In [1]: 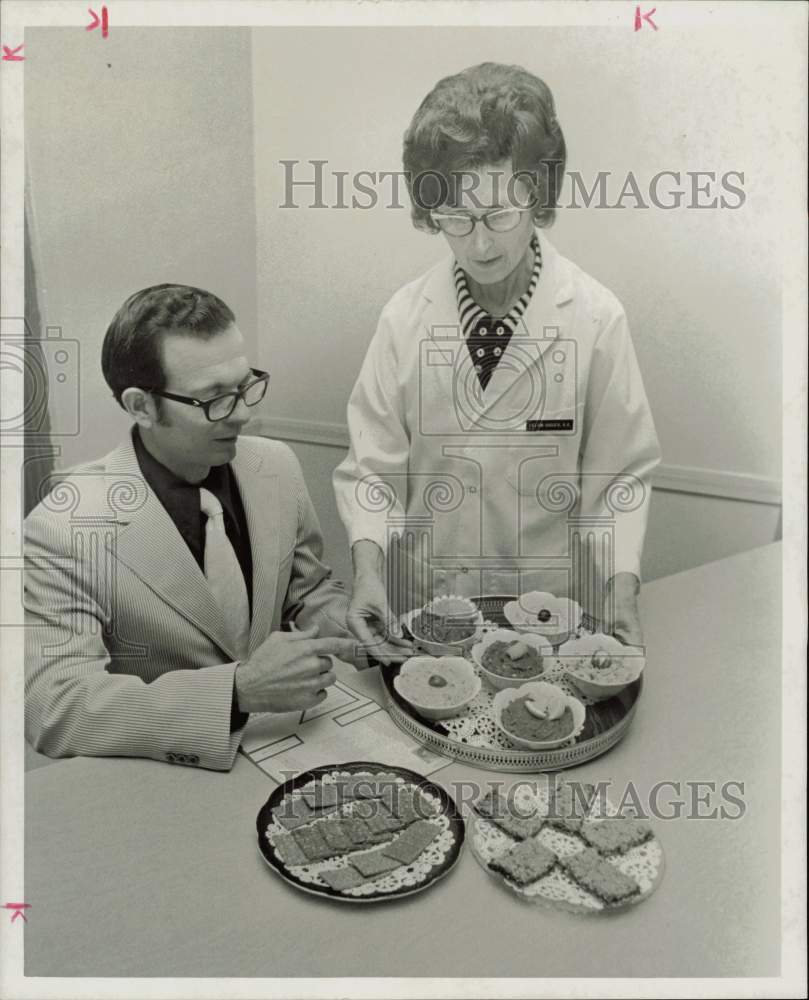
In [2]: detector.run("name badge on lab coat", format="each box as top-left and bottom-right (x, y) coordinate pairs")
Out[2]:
(526, 418), (575, 432)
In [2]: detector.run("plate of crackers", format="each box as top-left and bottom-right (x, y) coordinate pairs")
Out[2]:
(469, 779), (665, 913)
(257, 761), (465, 902)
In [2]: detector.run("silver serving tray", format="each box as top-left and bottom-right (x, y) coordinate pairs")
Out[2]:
(380, 595), (642, 773)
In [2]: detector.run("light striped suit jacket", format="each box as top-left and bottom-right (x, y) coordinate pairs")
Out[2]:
(24, 431), (350, 771)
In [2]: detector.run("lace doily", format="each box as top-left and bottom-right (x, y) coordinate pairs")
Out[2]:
(437, 623), (597, 750)
(264, 770), (457, 899)
(469, 782), (664, 913)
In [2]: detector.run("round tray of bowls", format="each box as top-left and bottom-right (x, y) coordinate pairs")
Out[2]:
(379, 595), (644, 773)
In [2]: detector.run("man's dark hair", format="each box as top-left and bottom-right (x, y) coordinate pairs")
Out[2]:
(101, 283), (236, 406)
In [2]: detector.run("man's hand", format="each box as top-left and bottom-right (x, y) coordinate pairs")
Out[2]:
(234, 627), (358, 713)
(347, 571), (413, 667)
(603, 573), (644, 648)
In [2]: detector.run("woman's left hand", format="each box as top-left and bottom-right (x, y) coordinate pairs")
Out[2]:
(603, 573), (644, 647)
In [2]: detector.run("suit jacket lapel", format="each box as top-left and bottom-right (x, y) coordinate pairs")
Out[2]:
(231, 441), (279, 652)
(104, 433), (239, 658)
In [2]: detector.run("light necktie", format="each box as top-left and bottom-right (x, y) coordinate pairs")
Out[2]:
(199, 487), (251, 660)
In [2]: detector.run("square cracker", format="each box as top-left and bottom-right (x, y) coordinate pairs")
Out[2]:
(350, 849), (403, 877)
(318, 867), (367, 891)
(545, 781), (597, 833)
(560, 847), (640, 903)
(381, 820), (441, 864)
(316, 817), (353, 852)
(390, 786), (439, 822)
(299, 783), (340, 810)
(363, 803), (405, 835)
(337, 775), (395, 799)
(272, 832), (308, 867)
(488, 839), (557, 886)
(341, 816), (374, 847)
(274, 794), (316, 830)
(474, 790), (544, 839)
(580, 818), (653, 855)
(292, 823), (334, 862)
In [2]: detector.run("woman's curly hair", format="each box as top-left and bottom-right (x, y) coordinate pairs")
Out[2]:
(403, 62), (566, 232)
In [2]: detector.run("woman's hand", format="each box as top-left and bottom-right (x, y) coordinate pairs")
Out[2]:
(347, 572), (413, 666)
(603, 572), (644, 648)
(348, 541), (413, 666)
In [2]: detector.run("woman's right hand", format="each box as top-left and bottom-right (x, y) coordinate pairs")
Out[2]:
(347, 571), (413, 666)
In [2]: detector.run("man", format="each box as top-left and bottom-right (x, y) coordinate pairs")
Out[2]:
(24, 283), (357, 771)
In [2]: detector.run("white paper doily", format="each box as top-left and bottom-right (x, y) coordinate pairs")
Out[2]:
(469, 782), (665, 913)
(438, 624), (597, 750)
(264, 770), (455, 898)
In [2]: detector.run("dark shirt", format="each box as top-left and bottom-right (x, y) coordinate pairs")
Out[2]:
(132, 428), (250, 729)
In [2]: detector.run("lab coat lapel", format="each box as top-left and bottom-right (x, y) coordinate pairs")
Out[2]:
(105, 434), (237, 657)
(476, 232), (574, 421)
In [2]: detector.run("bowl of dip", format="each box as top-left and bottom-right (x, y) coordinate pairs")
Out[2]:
(556, 633), (646, 701)
(393, 655), (482, 721)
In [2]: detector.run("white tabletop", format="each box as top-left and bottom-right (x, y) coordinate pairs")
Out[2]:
(23, 543), (782, 977)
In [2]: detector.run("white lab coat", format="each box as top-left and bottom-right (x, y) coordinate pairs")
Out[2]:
(334, 230), (661, 617)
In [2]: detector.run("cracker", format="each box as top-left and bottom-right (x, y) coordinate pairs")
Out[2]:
(271, 832), (308, 867)
(580, 818), (653, 855)
(381, 820), (441, 864)
(291, 823), (334, 862)
(474, 790), (544, 839)
(560, 847), (641, 903)
(316, 817), (353, 852)
(318, 867), (367, 891)
(391, 786), (439, 822)
(341, 815), (375, 847)
(488, 839), (557, 886)
(350, 799), (381, 820)
(299, 783), (340, 810)
(364, 807), (405, 836)
(474, 789), (506, 819)
(333, 776), (383, 800)
(274, 794), (316, 830)
(545, 781), (597, 832)
(349, 849), (403, 877)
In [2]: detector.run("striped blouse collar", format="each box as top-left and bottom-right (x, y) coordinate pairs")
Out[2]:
(453, 233), (542, 338)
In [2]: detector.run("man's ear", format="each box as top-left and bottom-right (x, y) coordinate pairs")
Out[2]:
(120, 387), (158, 428)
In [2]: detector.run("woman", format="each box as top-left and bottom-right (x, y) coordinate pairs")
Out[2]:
(333, 62), (661, 663)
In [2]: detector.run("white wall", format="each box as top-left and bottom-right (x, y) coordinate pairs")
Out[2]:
(25, 28), (260, 470)
(24, 25), (783, 583)
(251, 25), (783, 581)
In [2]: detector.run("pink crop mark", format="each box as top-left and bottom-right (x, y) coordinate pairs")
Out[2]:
(87, 7), (109, 38)
(634, 6), (658, 31)
(3, 902), (31, 923)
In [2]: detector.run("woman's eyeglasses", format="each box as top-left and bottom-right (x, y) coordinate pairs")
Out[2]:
(144, 368), (270, 422)
(430, 205), (535, 237)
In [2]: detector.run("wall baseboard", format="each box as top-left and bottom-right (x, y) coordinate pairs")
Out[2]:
(247, 415), (782, 508)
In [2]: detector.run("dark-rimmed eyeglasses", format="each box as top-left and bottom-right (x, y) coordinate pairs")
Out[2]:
(144, 368), (270, 422)
(430, 205), (535, 237)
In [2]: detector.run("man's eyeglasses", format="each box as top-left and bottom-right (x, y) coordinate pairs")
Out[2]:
(144, 368), (270, 422)
(430, 205), (534, 238)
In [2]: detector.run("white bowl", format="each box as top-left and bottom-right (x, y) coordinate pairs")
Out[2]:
(503, 591), (582, 648)
(492, 682), (586, 750)
(400, 606), (485, 657)
(470, 629), (553, 690)
(556, 633), (646, 701)
(393, 655), (482, 721)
